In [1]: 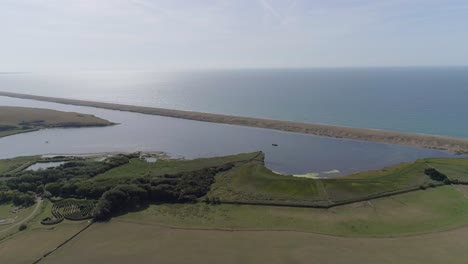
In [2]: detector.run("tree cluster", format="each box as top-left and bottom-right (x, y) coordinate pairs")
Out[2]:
(92, 163), (234, 221)
(0, 155), (131, 206)
(0, 125), (17, 131)
(1, 153), (235, 220)
(424, 168), (448, 182)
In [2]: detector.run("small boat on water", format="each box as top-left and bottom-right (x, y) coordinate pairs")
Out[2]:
(272, 143), (278, 147)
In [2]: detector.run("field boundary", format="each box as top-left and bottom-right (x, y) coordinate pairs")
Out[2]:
(31, 221), (94, 264)
(217, 184), (448, 209)
(113, 213), (468, 239)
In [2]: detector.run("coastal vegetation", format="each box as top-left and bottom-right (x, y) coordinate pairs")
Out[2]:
(2, 152), (468, 224)
(2, 152), (468, 263)
(0, 106), (114, 138)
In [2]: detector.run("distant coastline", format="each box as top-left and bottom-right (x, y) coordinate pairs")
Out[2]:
(1, 91), (468, 153)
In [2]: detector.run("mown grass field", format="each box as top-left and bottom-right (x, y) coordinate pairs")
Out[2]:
(0, 106), (113, 138)
(39, 214), (468, 264)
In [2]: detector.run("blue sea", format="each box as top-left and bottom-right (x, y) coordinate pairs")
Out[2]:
(1, 67), (468, 137)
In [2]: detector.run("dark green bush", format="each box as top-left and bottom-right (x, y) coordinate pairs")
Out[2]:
(19, 224), (27, 231)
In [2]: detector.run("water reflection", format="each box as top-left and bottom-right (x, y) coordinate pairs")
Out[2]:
(0, 96), (455, 177)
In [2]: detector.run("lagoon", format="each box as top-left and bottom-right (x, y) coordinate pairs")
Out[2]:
(0, 96), (456, 177)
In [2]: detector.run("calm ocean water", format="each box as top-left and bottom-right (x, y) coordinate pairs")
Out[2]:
(1, 67), (468, 137)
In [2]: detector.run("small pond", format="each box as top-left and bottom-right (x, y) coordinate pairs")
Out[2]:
(25, 161), (67, 171)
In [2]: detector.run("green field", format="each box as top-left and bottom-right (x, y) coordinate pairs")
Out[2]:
(118, 185), (468, 236)
(0, 156), (40, 175)
(422, 157), (468, 182)
(0, 204), (35, 232)
(40, 219), (468, 264)
(0, 221), (89, 264)
(93, 152), (259, 182)
(2, 186), (468, 264)
(54, 151), (468, 236)
(208, 153), (449, 206)
(0, 106), (114, 138)
(95, 151), (453, 208)
(2, 152), (468, 263)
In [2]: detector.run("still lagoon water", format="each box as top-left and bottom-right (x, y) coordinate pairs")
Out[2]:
(0, 96), (455, 177)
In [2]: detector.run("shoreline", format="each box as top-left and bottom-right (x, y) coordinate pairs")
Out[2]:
(0, 105), (115, 139)
(1, 91), (468, 153)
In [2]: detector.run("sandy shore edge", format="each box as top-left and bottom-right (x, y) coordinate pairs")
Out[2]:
(1, 91), (468, 153)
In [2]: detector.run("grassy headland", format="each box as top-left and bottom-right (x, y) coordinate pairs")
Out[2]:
(0, 106), (114, 138)
(1, 91), (468, 153)
(2, 152), (468, 263)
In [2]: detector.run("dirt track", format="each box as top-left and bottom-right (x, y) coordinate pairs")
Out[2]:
(0, 198), (42, 234)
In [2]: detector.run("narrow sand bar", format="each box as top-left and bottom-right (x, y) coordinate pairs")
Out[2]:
(1, 91), (468, 153)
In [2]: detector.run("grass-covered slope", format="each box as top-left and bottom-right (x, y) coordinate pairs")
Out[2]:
(3, 151), (468, 210)
(208, 152), (468, 207)
(121, 185), (468, 236)
(93, 152), (260, 183)
(0, 106), (114, 138)
(0, 156), (40, 175)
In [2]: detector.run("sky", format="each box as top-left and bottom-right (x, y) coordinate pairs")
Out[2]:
(1, 0), (468, 71)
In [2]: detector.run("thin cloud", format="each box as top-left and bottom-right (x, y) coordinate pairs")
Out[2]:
(260, 0), (282, 20)
(259, 0), (297, 25)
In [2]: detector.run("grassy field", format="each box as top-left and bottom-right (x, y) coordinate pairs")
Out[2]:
(89, 152), (468, 209)
(2, 186), (468, 264)
(0, 106), (114, 138)
(37, 214), (468, 264)
(0, 221), (89, 264)
(1, 153), (468, 263)
(0, 200), (44, 241)
(118, 185), (468, 236)
(93, 152), (260, 183)
(0, 204), (36, 231)
(0, 156), (40, 175)
(208, 153), (444, 206)
(422, 157), (468, 182)
(0, 198), (90, 264)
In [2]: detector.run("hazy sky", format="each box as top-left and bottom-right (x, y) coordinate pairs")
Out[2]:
(1, 0), (468, 71)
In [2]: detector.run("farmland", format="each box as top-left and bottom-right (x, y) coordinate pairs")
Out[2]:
(3, 185), (468, 263)
(38, 218), (468, 264)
